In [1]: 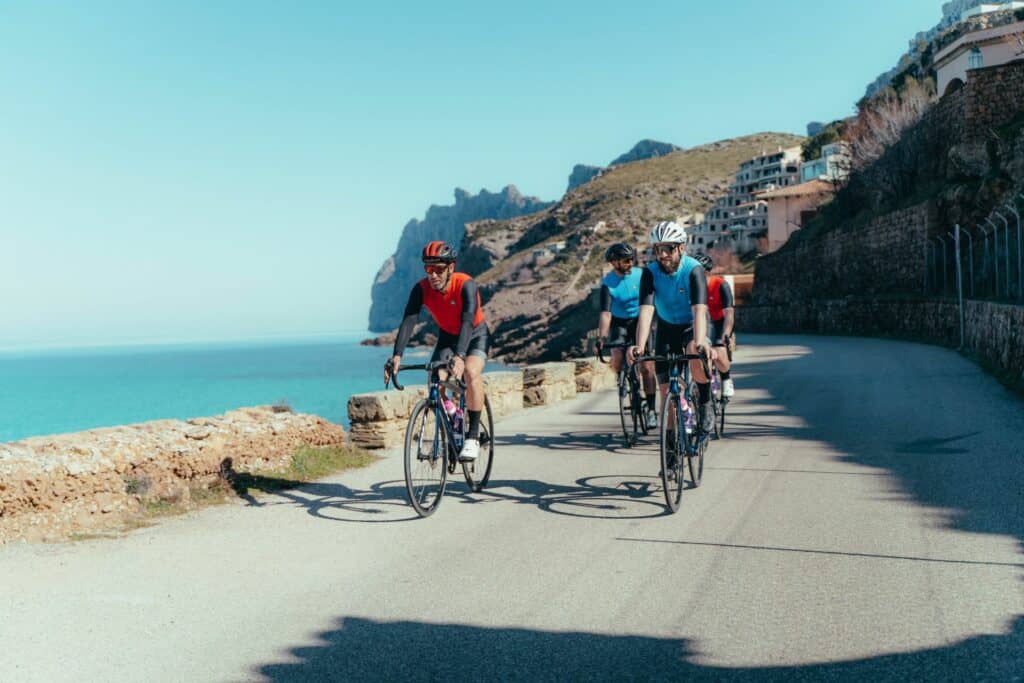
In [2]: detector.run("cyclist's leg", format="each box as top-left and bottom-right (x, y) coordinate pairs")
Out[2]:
(685, 328), (714, 433)
(463, 326), (489, 439)
(711, 319), (730, 374)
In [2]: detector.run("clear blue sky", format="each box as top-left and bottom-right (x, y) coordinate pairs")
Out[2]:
(2, 0), (942, 348)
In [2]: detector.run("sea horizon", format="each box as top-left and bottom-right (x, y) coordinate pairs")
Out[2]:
(0, 332), (453, 443)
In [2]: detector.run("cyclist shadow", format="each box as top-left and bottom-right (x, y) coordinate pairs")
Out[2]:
(223, 459), (421, 523)
(495, 431), (645, 454)
(451, 475), (693, 519)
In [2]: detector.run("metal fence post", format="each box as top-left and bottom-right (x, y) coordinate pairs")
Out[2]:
(985, 218), (1000, 298)
(953, 227), (964, 349)
(1007, 199), (1022, 302)
(994, 210), (1011, 299)
(960, 227), (974, 298)
(923, 238), (930, 294)
(941, 235), (950, 295)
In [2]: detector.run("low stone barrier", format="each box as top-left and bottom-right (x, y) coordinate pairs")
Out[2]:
(573, 358), (617, 393)
(0, 407), (346, 544)
(523, 362), (577, 406)
(347, 371), (525, 451)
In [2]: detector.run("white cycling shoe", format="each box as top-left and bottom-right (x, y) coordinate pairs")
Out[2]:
(458, 438), (480, 462)
(722, 379), (735, 398)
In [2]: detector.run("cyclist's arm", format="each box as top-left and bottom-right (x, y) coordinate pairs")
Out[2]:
(597, 285), (612, 340)
(689, 266), (709, 349)
(635, 268), (656, 353)
(721, 281), (735, 339)
(392, 286), (424, 358)
(454, 279), (481, 358)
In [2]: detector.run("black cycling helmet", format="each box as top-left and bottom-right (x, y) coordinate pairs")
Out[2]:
(696, 253), (714, 272)
(422, 240), (457, 263)
(604, 242), (636, 262)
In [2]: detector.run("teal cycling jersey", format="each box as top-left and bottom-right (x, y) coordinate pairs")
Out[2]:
(600, 268), (642, 319)
(643, 256), (703, 325)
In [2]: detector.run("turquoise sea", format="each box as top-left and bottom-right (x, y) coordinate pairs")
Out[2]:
(0, 333), (463, 443)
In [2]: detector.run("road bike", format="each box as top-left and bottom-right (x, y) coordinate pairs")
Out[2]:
(387, 360), (494, 517)
(598, 342), (650, 447)
(635, 351), (711, 513)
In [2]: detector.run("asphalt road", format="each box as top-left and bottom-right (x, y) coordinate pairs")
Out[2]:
(2, 335), (1022, 681)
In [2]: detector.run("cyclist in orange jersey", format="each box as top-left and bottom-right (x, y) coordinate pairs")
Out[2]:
(384, 241), (488, 461)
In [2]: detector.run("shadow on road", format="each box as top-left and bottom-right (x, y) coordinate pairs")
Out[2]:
(253, 614), (1024, 681)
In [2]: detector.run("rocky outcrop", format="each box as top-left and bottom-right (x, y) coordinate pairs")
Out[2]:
(609, 139), (681, 166)
(368, 186), (552, 332)
(566, 139), (682, 192)
(0, 407), (347, 543)
(567, 164), (603, 191)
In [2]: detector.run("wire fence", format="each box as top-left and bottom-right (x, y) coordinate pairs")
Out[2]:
(924, 194), (1024, 305)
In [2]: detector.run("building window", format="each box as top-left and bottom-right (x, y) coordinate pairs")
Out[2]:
(968, 47), (983, 70)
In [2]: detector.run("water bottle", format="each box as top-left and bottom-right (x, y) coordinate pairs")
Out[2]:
(452, 408), (464, 448)
(443, 398), (457, 418)
(681, 397), (695, 435)
(711, 372), (721, 397)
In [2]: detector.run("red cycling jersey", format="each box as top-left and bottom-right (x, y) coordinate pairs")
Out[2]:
(418, 272), (485, 336)
(707, 276), (726, 322)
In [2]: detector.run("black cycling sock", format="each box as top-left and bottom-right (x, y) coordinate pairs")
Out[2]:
(646, 395), (657, 412)
(466, 409), (482, 439)
(698, 381), (711, 404)
(721, 370), (731, 380)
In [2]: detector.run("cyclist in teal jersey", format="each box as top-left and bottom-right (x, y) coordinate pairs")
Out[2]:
(595, 242), (658, 428)
(628, 221), (714, 435)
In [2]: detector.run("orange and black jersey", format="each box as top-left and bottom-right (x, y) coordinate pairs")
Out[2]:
(393, 272), (485, 357)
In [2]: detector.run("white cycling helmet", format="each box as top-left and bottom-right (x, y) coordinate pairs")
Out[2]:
(649, 220), (687, 244)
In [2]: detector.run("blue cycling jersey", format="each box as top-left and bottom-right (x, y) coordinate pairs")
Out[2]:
(646, 257), (701, 325)
(601, 268), (642, 319)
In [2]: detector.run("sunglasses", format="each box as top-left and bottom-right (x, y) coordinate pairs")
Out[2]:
(653, 244), (678, 256)
(614, 257), (634, 265)
(424, 263), (449, 275)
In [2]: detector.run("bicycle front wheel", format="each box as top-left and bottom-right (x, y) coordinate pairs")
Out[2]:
(660, 393), (684, 512)
(688, 429), (706, 488)
(617, 373), (635, 447)
(462, 395), (495, 492)
(404, 399), (448, 517)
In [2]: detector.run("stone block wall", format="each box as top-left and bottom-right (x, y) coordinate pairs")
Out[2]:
(347, 359), (620, 450)
(753, 202), (934, 306)
(961, 59), (1024, 141)
(573, 358), (617, 393)
(523, 362), (578, 407)
(0, 407), (347, 544)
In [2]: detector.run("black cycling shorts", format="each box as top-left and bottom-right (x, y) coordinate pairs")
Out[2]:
(431, 324), (489, 367)
(654, 318), (695, 383)
(608, 316), (638, 347)
(711, 319), (728, 347)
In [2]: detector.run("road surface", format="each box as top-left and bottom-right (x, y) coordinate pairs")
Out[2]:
(2, 335), (1022, 681)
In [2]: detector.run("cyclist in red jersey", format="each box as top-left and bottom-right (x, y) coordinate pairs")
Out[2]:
(384, 241), (489, 461)
(696, 254), (735, 397)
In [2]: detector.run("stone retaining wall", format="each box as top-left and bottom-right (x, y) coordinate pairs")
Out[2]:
(348, 360), (616, 450)
(523, 362), (577, 407)
(0, 407), (347, 544)
(739, 298), (1024, 384)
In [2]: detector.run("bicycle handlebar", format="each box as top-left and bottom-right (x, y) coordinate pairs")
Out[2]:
(385, 360), (465, 392)
(634, 351), (711, 376)
(596, 341), (632, 364)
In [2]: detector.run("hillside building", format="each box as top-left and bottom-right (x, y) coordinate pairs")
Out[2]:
(756, 180), (835, 253)
(935, 17), (1024, 95)
(799, 142), (851, 184)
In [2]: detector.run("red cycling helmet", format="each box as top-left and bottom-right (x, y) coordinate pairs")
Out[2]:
(422, 240), (457, 263)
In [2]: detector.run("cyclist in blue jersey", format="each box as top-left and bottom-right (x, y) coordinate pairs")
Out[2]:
(595, 242), (658, 429)
(628, 221), (715, 436)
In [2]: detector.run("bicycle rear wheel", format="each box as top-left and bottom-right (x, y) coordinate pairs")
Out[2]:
(718, 398), (727, 437)
(633, 373), (649, 438)
(660, 393), (684, 512)
(462, 395), (495, 491)
(404, 399), (448, 517)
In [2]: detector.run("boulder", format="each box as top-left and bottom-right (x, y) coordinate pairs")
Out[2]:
(522, 362), (577, 406)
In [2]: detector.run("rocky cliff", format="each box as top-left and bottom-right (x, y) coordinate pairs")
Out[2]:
(368, 186), (553, 331)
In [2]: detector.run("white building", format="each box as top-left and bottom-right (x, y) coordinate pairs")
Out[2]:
(958, 2), (1024, 21)
(799, 142), (851, 184)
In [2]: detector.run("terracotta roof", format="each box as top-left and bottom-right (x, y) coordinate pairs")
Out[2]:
(756, 179), (834, 200)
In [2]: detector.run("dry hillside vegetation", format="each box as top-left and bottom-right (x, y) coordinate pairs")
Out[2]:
(463, 132), (805, 362)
